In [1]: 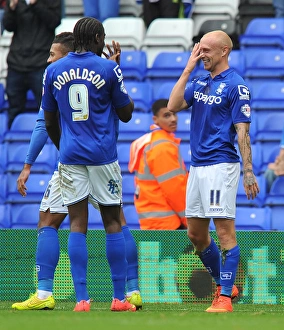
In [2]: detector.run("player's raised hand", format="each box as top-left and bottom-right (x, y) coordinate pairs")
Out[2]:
(103, 40), (121, 65)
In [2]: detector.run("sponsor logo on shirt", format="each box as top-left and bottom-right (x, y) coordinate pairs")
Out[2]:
(238, 85), (250, 100)
(241, 104), (251, 118)
(194, 91), (222, 105)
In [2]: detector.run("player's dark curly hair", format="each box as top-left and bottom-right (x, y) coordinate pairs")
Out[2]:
(73, 17), (104, 52)
(53, 32), (75, 53)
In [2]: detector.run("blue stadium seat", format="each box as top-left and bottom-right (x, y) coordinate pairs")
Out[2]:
(117, 142), (131, 173)
(145, 51), (191, 98)
(236, 174), (266, 207)
(0, 143), (7, 174)
(3, 112), (38, 142)
(154, 81), (176, 101)
(210, 206), (272, 231)
(124, 81), (153, 113)
(118, 112), (151, 142)
(123, 205), (140, 229)
(254, 112), (284, 143)
(122, 174), (135, 205)
(0, 111), (8, 143)
(239, 18), (284, 50)
(259, 142), (281, 174)
(0, 174), (7, 203)
(179, 143), (191, 169)
(175, 111), (191, 142)
(243, 49), (284, 80)
(6, 173), (49, 203)
(250, 81), (284, 111)
(0, 83), (5, 110)
(120, 50), (147, 81)
(0, 203), (11, 229)
(10, 203), (40, 229)
(264, 177), (284, 230)
(4, 142), (58, 174)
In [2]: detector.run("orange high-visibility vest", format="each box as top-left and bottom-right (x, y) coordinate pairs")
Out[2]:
(129, 127), (188, 230)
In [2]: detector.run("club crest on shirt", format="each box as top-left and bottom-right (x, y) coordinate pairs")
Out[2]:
(238, 85), (250, 100)
(113, 65), (123, 82)
(215, 82), (226, 95)
(241, 104), (251, 118)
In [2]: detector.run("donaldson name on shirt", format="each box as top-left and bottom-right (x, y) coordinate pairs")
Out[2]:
(53, 68), (105, 90)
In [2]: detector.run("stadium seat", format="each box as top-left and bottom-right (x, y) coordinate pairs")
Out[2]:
(250, 81), (284, 111)
(259, 142), (281, 174)
(119, 0), (143, 17)
(193, 0), (239, 19)
(236, 174), (266, 207)
(0, 143), (7, 174)
(4, 142), (58, 174)
(55, 17), (79, 34)
(254, 112), (284, 143)
(0, 30), (13, 83)
(10, 203), (40, 229)
(0, 174), (7, 203)
(264, 176), (284, 230)
(0, 204), (11, 229)
(123, 205), (140, 229)
(120, 50), (147, 81)
(237, 0), (275, 35)
(175, 111), (191, 142)
(124, 81), (153, 113)
(117, 142), (131, 173)
(6, 173), (49, 203)
(145, 51), (191, 97)
(0, 83), (6, 110)
(239, 18), (284, 50)
(0, 111), (8, 143)
(122, 174), (135, 205)
(210, 206), (272, 231)
(179, 143), (191, 169)
(141, 18), (194, 67)
(118, 112), (151, 142)
(3, 112), (38, 142)
(154, 81), (176, 101)
(103, 17), (146, 50)
(243, 49), (284, 81)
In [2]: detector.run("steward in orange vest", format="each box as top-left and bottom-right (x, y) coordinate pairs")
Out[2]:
(128, 99), (188, 230)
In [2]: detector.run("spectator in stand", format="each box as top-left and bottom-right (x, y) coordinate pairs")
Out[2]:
(3, 0), (61, 128)
(82, 0), (119, 22)
(273, 0), (284, 17)
(128, 98), (188, 230)
(264, 127), (284, 192)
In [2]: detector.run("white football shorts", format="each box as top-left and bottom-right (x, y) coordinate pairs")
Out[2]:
(58, 161), (122, 207)
(185, 162), (240, 219)
(40, 171), (68, 214)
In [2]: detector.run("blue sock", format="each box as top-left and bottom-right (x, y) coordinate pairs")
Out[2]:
(68, 232), (89, 302)
(121, 225), (140, 293)
(36, 227), (60, 292)
(220, 245), (240, 297)
(199, 238), (220, 285)
(106, 232), (127, 301)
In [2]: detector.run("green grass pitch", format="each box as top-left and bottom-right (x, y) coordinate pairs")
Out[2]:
(1, 302), (284, 330)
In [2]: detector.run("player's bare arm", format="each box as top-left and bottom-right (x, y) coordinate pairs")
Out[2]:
(17, 164), (32, 197)
(44, 111), (61, 150)
(235, 122), (260, 200)
(168, 43), (203, 113)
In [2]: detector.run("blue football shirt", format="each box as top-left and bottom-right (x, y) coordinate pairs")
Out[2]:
(41, 51), (131, 165)
(184, 68), (251, 166)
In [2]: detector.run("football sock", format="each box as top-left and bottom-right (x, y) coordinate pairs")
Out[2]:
(36, 227), (60, 294)
(121, 225), (140, 293)
(220, 245), (240, 297)
(68, 232), (89, 302)
(199, 237), (221, 285)
(106, 232), (127, 301)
